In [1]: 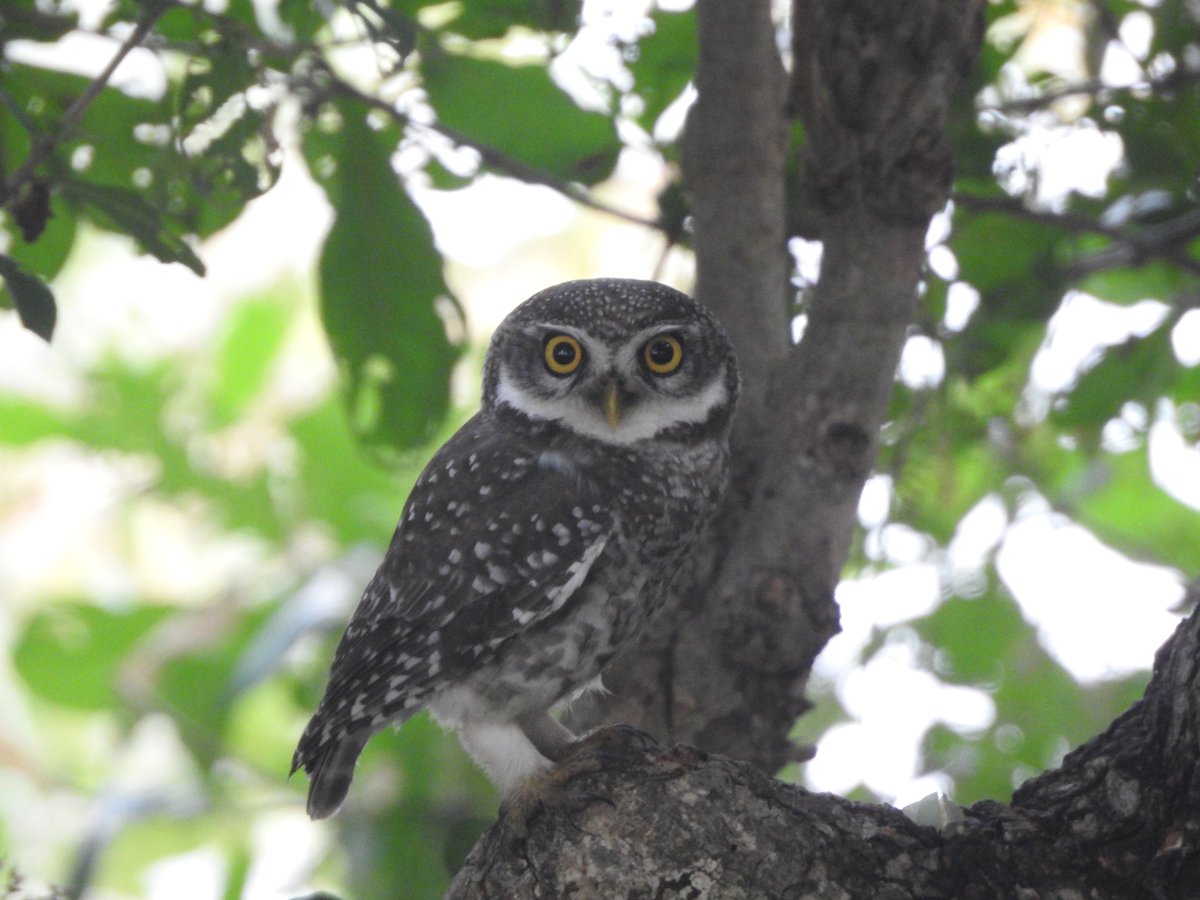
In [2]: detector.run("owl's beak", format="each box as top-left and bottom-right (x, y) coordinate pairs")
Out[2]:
(604, 382), (622, 429)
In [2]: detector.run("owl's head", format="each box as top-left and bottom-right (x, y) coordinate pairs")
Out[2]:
(481, 279), (739, 446)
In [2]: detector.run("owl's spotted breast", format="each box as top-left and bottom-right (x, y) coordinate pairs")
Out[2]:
(441, 420), (731, 715)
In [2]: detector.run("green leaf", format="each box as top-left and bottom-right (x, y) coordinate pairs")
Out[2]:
(184, 105), (282, 237)
(278, 0), (329, 42)
(952, 210), (1060, 296)
(918, 591), (1027, 686)
(222, 845), (252, 900)
(1115, 93), (1200, 191)
(207, 291), (294, 428)
(56, 359), (288, 541)
(172, 36), (282, 233)
(59, 179), (206, 275)
(0, 252), (57, 340)
(948, 103), (1007, 186)
(1167, 359), (1200, 407)
(1078, 260), (1188, 305)
(0, 396), (72, 445)
(176, 40), (258, 141)
(14, 603), (171, 710)
(290, 399), (418, 544)
(1055, 324), (1177, 432)
(3, 58), (270, 254)
(1072, 447), (1200, 572)
(154, 3), (209, 41)
(2, 63), (164, 189)
(921, 276), (949, 326)
(422, 50), (619, 186)
(154, 604), (280, 765)
(411, 0), (581, 39)
(898, 440), (1004, 544)
(351, 0), (419, 56)
(0, 5), (79, 41)
(1, 188), (79, 284)
(308, 103), (460, 456)
(886, 359), (1031, 542)
(226, 680), (305, 775)
(628, 9), (697, 131)
(915, 583), (1150, 804)
(98, 814), (243, 897)
(950, 209), (1066, 377)
(342, 718), (490, 898)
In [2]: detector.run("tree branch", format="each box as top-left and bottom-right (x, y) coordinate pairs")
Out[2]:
(979, 66), (1200, 117)
(0, 4), (170, 210)
(955, 192), (1200, 278)
(315, 71), (663, 231)
(680, 0), (793, 435)
(450, 607), (1200, 897)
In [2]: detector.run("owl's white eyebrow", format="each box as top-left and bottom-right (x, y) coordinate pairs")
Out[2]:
(636, 322), (693, 339)
(529, 322), (587, 338)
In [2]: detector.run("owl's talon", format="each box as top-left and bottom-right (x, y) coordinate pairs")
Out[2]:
(498, 724), (659, 839)
(498, 768), (596, 841)
(566, 723), (660, 764)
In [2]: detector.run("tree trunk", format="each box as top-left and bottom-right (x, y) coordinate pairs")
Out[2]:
(568, 0), (984, 772)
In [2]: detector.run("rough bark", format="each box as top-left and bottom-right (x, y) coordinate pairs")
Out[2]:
(451, 606), (1200, 897)
(568, 0), (985, 775)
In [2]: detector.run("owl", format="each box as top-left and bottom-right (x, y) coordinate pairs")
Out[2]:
(292, 278), (739, 819)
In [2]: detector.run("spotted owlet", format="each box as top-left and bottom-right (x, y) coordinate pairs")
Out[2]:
(292, 278), (739, 818)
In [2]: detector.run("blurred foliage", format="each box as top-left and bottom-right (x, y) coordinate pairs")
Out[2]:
(0, 0), (1198, 897)
(1, 279), (489, 897)
(879, 0), (1200, 807)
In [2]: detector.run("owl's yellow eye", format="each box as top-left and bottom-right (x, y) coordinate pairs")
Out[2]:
(544, 334), (583, 375)
(643, 334), (683, 375)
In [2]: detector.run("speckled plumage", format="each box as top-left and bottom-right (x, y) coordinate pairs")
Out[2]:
(292, 278), (739, 818)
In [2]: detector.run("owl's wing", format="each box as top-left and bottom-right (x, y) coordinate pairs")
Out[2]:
(295, 414), (615, 754)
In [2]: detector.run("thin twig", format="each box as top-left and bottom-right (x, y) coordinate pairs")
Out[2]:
(1064, 242), (1200, 279)
(1, 4), (171, 209)
(322, 74), (665, 231)
(954, 192), (1200, 278)
(981, 67), (1200, 116)
(954, 192), (1125, 239)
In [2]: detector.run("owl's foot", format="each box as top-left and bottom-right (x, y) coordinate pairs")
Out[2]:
(566, 722), (659, 763)
(498, 724), (659, 840)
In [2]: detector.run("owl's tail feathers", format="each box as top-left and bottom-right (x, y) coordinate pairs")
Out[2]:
(292, 731), (370, 820)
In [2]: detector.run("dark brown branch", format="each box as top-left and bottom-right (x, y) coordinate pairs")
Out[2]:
(1066, 204), (1200, 278)
(452, 607), (1200, 897)
(980, 66), (1200, 116)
